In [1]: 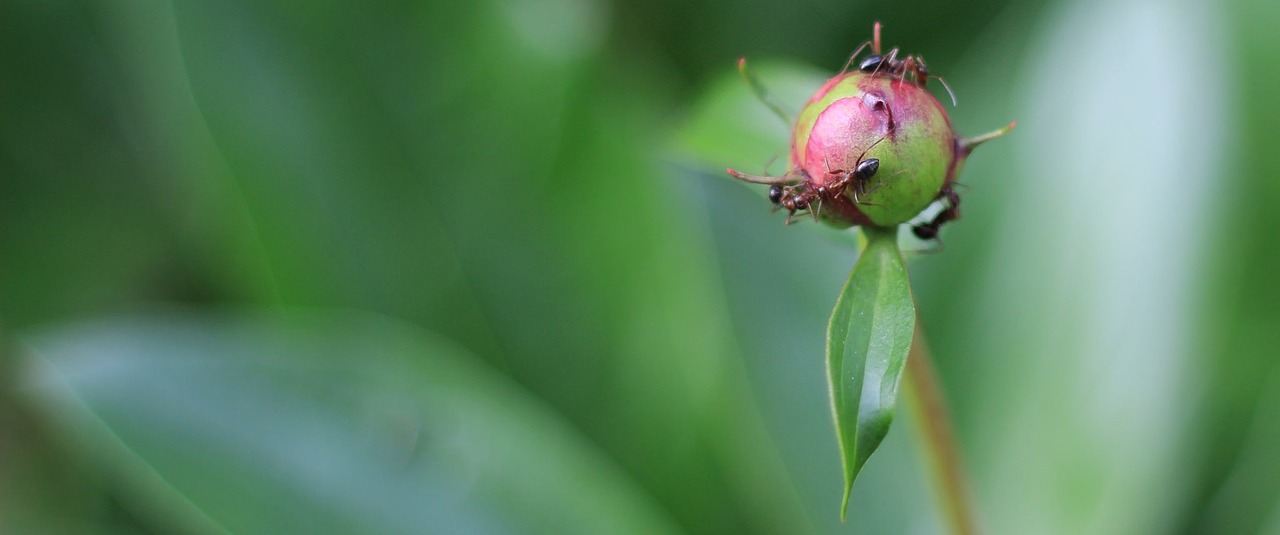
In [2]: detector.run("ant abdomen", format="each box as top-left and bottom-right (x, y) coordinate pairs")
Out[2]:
(858, 54), (885, 73)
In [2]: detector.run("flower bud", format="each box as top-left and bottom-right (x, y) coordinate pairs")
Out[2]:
(728, 39), (1013, 230)
(792, 72), (957, 227)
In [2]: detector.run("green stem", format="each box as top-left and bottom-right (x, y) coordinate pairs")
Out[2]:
(737, 57), (794, 126)
(904, 322), (981, 535)
(958, 122), (1017, 154)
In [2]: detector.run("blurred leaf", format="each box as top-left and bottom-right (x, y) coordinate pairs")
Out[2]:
(17, 310), (679, 535)
(948, 1), (1229, 533)
(672, 59), (826, 175)
(826, 228), (914, 519)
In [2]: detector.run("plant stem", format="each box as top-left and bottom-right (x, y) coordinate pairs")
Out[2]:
(904, 322), (981, 535)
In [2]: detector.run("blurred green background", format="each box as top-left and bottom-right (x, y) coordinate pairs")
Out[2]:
(3, 0), (1279, 533)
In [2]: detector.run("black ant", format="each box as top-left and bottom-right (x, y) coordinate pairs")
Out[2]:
(726, 170), (812, 224)
(821, 136), (887, 207)
(911, 184), (962, 244)
(838, 21), (884, 75)
(757, 179), (816, 225)
(839, 22), (958, 106)
(730, 136), (887, 225)
(858, 51), (958, 107)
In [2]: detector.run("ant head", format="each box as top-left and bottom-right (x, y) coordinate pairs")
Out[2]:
(855, 158), (880, 180)
(768, 185), (784, 204)
(913, 56), (930, 76)
(791, 195), (809, 210)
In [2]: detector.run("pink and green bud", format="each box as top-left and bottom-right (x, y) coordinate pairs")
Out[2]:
(791, 72), (959, 227)
(793, 71), (1013, 227)
(729, 43), (1014, 230)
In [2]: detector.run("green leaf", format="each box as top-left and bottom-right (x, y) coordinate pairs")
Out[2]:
(17, 311), (680, 535)
(827, 228), (915, 520)
(671, 59), (827, 175)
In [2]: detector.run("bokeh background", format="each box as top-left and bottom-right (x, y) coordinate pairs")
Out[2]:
(3, 0), (1279, 533)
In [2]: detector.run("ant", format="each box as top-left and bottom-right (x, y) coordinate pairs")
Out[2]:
(820, 135), (888, 207)
(839, 22), (958, 106)
(858, 51), (958, 107)
(911, 184), (962, 245)
(730, 135), (887, 225)
(748, 177), (817, 225)
(728, 160), (828, 224)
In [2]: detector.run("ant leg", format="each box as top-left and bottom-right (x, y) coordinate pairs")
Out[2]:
(880, 169), (908, 182)
(850, 134), (890, 168)
(902, 56), (918, 85)
(874, 47), (900, 77)
(853, 169), (906, 205)
(850, 184), (882, 207)
(839, 40), (872, 75)
(785, 208), (810, 226)
(824, 154), (852, 177)
(738, 57), (792, 126)
(811, 196), (823, 221)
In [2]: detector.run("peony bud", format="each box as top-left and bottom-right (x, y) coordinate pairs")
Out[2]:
(792, 72), (954, 227)
(729, 27), (1013, 230)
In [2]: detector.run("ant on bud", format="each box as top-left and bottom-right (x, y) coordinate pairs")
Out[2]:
(822, 134), (888, 207)
(730, 168), (814, 225)
(842, 22), (958, 106)
(860, 52), (957, 107)
(911, 184), (962, 245)
(730, 134), (889, 225)
(766, 183), (813, 223)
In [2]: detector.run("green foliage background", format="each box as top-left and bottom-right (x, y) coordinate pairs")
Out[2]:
(2, 0), (1278, 533)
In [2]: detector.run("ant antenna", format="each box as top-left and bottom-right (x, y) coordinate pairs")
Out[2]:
(934, 76), (959, 107)
(785, 207), (811, 226)
(858, 131), (889, 158)
(915, 56), (958, 107)
(854, 168), (907, 205)
(738, 57), (793, 126)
